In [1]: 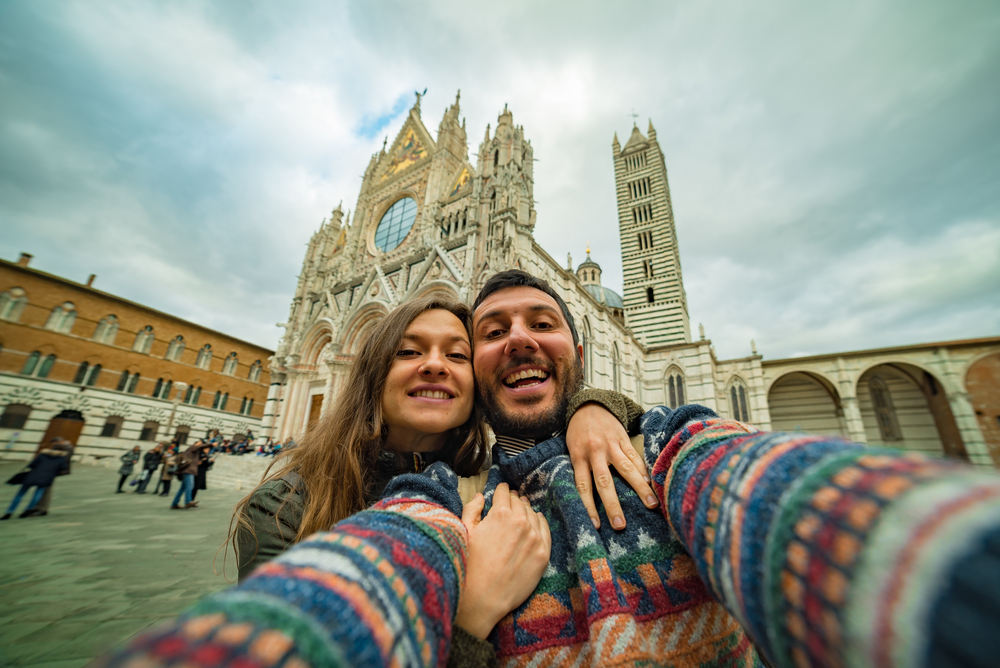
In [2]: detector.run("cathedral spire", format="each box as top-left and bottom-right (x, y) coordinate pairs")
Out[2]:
(647, 119), (657, 140)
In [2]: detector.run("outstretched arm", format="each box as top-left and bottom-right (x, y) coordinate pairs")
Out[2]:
(644, 404), (1000, 668)
(92, 464), (469, 668)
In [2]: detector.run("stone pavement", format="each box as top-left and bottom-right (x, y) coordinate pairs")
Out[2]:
(0, 460), (248, 668)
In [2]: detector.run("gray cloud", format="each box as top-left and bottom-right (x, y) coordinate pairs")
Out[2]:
(1, 0), (997, 358)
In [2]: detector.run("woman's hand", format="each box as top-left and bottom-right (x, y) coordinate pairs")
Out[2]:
(455, 484), (551, 639)
(566, 402), (658, 530)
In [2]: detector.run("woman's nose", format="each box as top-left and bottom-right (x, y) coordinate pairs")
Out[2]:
(419, 350), (448, 375)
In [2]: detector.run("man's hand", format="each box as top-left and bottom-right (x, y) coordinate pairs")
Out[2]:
(566, 402), (658, 530)
(455, 484), (551, 639)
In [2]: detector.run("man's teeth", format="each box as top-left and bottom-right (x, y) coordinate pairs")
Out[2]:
(504, 369), (550, 386)
(412, 390), (451, 399)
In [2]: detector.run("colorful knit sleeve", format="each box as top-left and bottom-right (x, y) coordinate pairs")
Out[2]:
(641, 404), (1000, 668)
(91, 462), (468, 668)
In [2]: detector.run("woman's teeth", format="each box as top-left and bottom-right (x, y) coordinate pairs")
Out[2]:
(504, 369), (550, 387)
(412, 390), (451, 399)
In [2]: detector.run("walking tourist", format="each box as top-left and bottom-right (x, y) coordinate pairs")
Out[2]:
(189, 446), (213, 501)
(3, 442), (71, 519)
(152, 445), (175, 496)
(95, 272), (1000, 668)
(170, 440), (210, 509)
(134, 444), (163, 494)
(115, 446), (140, 493)
(22, 438), (73, 518)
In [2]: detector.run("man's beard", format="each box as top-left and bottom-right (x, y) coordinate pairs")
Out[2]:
(476, 354), (585, 441)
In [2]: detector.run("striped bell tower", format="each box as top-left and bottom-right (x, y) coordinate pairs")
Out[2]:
(613, 120), (691, 347)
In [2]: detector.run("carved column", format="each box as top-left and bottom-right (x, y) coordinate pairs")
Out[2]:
(836, 358), (867, 443)
(936, 348), (993, 468)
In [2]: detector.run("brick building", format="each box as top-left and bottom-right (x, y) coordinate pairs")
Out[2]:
(0, 253), (272, 462)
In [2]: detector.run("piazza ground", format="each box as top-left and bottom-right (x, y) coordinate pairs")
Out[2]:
(0, 460), (247, 668)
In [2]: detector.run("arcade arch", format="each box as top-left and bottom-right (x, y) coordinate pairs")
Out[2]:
(767, 371), (846, 437)
(856, 363), (966, 460)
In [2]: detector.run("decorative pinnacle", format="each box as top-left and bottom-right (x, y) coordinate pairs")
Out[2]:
(586, 243), (591, 255)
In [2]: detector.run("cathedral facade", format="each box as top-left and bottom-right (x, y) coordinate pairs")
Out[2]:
(265, 93), (1000, 469)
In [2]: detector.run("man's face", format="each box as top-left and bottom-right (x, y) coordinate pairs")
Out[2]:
(473, 286), (584, 439)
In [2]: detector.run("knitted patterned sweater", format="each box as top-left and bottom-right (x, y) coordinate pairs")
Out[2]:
(94, 405), (1000, 668)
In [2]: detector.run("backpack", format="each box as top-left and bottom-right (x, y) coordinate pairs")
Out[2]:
(168, 453), (190, 476)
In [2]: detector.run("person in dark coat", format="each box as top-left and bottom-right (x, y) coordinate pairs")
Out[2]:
(135, 444), (163, 494)
(23, 438), (73, 518)
(117, 446), (141, 493)
(190, 446), (214, 501)
(3, 445), (70, 519)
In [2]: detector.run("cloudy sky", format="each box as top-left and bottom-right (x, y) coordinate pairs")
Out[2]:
(2, 1), (998, 360)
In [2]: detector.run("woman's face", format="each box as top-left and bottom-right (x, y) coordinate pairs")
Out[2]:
(381, 309), (474, 453)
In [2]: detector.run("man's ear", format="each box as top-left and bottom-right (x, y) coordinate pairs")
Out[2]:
(576, 343), (584, 368)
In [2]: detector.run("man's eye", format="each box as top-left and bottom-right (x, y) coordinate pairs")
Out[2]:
(534, 321), (553, 330)
(484, 328), (505, 339)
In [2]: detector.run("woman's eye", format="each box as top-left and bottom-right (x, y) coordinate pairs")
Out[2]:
(396, 349), (419, 357)
(447, 352), (469, 361)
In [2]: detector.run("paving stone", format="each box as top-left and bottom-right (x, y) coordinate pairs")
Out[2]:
(0, 460), (246, 667)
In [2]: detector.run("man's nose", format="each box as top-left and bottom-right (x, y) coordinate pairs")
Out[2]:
(504, 321), (538, 356)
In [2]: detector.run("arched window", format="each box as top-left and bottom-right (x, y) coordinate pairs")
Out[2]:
(666, 368), (686, 409)
(646, 287), (655, 303)
(139, 421), (159, 441)
(195, 344), (212, 369)
(222, 352), (239, 376)
(240, 396), (254, 416)
(212, 391), (222, 409)
(125, 372), (140, 394)
(494, 149), (500, 171)
(37, 354), (56, 378)
(221, 392), (229, 411)
(184, 385), (202, 405)
(730, 379), (750, 422)
(151, 378), (173, 400)
(86, 364), (101, 386)
(117, 370), (130, 391)
(0, 288), (28, 322)
(165, 336), (185, 361)
(869, 376), (902, 441)
(20, 351), (40, 376)
(248, 360), (262, 382)
(581, 318), (593, 384)
(45, 302), (76, 333)
(612, 343), (621, 393)
(100, 416), (123, 438)
(133, 326), (154, 354)
(93, 315), (119, 344)
(0, 404), (31, 429)
(74, 362), (90, 384)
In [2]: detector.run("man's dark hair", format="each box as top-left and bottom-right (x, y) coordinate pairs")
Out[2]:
(472, 270), (579, 346)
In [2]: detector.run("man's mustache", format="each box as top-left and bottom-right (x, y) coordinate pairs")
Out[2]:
(488, 355), (556, 382)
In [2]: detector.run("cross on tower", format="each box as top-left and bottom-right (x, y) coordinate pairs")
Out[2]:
(630, 109), (639, 126)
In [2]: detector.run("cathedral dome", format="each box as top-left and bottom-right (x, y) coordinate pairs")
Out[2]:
(584, 283), (624, 309)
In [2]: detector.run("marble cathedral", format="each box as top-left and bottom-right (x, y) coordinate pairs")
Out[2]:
(263, 93), (1000, 469)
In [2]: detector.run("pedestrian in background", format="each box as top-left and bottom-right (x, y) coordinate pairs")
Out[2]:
(116, 446), (140, 494)
(135, 444), (163, 494)
(170, 440), (209, 509)
(3, 443), (70, 519)
(23, 438), (73, 518)
(190, 446), (214, 502)
(153, 445), (176, 496)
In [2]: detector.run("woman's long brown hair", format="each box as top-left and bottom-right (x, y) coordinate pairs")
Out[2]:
(222, 297), (488, 578)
